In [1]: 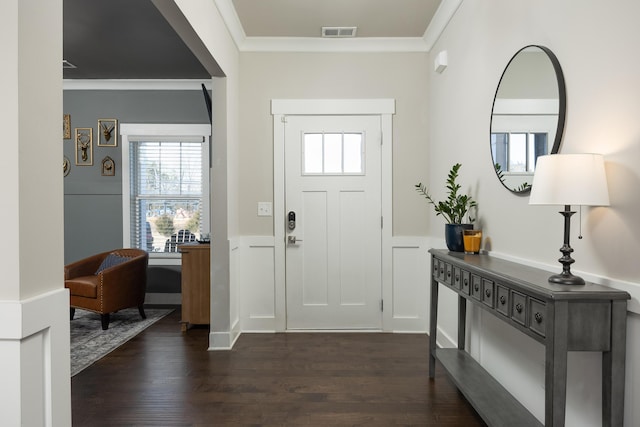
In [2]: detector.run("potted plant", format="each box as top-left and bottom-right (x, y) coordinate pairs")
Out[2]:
(415, 163), (477, 252)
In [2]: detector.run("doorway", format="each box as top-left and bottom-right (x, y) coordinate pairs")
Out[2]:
(284, 115), (382, 329)
(272, 99), (395, 331)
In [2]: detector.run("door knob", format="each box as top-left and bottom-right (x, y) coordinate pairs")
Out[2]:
(287, 235), (303, 244)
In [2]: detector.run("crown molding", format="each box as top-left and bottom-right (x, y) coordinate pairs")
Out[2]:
(63, 79), (212, 91)
(243, 37), (430, 53)
(423, 0), (463, 51)
(214, 0), (462, 53)
(213, 0), (246, 50)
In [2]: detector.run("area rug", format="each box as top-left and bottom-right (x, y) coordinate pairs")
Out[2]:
(70, 307), (173, 376)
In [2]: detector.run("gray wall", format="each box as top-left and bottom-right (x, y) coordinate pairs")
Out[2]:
(63, 89), (210, 294)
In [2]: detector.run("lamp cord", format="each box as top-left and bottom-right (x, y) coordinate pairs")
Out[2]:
(578, 205), (583, 239)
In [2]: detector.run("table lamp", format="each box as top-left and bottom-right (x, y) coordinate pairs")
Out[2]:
(529, 154), (609, 285)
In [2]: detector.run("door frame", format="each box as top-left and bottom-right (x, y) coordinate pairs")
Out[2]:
(271, 99), (395, 332)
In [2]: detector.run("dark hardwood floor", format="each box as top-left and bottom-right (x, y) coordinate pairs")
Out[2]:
(71, 309), (486, 426)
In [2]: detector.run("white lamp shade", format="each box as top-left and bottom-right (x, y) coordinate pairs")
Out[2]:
(529, 154), (610, 206)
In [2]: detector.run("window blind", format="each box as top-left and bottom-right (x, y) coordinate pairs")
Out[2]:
(129, 139), (204, 253)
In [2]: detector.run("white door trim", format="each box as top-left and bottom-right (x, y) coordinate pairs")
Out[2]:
(271, 99), (395, 332)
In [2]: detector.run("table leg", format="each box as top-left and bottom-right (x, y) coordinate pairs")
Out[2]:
(602, 300), (627, 427)
(546, 301), (568, 427)
(429, 274), (439, 378)
(458, 296), (466, 350)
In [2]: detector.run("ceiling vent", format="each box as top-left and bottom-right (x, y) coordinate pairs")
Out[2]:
(322, 27), (357, 38)
(62, 60), (77, 69)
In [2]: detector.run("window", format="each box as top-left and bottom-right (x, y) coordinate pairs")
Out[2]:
(491, 132), (548, 173)
(121, 124), (210, 262)
(303, 132), (364, 175)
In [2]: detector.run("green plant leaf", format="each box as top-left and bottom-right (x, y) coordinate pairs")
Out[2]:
(414, 163), (477, 224)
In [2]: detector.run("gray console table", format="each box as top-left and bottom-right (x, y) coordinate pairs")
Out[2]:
(429, 249), (629, 427)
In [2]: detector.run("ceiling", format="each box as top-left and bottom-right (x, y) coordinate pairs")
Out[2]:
(232, 0), (440, 38)
(63, 0), (209, 79)
(63, 0), (444, 80)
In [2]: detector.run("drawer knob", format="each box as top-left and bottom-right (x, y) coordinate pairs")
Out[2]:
(447, 270), (451, 277)
(499, 295), (506, 305)
(485, 289), (491, 297)
(464, 279), (468, 286)
(534, 312), (543, 323)
(515, 303), (523, 313)
(455, 274), (460, 282)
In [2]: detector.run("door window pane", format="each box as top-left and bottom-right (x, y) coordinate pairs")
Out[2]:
(323, 133), (342, 173)
(304, 134), (323, 173)
(343, 133), (362, 173)
(302, 132), (364, 175)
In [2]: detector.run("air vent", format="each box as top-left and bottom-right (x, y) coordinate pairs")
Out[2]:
(322, 26), (357, 38)
(62, 60), (77, 69)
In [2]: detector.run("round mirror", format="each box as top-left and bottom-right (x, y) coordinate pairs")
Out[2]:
(490, 45), (566, 194)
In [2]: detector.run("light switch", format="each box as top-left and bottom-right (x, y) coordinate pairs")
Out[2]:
(257, 202), (272, 217)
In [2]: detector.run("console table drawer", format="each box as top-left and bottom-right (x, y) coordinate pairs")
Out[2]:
(496, 284), (509, 316)
(471, 274), (482, 301)
(444, 262), (453, 285)
(435, 260), (454, 286)
(461, 270), (470, 295)
(511, 291), (527, 326)
(433, 259), (442, 281)
(482, 279), (494, 308)
(453, 266), (462, 290)
(529, 298), (546, 337)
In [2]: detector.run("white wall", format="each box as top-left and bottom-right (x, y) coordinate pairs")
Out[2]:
(429, 1), (640, 425)
(238, 52), (430, 236)
(0, 0), (71, 425)
(173, 0), (241, 348)
(1, 0), (64, 301)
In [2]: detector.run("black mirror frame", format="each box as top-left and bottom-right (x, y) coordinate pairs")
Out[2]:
(490, 45), (567, 195)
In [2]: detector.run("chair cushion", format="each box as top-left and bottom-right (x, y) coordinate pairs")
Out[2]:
(65, 275), (100, 298)
(95, 253), (130, 274)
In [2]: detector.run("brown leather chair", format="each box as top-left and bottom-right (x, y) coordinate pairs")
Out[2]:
(64, 248), (148, 330)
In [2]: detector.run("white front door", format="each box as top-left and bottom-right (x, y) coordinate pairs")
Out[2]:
(285, 115), (382, 330)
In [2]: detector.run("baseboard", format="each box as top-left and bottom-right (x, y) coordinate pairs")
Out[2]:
(436, 325), (457, 348)
(145, 292), (181, 305)
(208, 330), (241, 350)
(208, 318), (241, 350)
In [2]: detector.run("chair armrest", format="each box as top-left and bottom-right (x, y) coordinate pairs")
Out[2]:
(97, 253), (148, 311)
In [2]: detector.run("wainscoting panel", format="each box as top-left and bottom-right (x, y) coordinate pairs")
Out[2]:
(238, 236), (432, 333)
(0, 288), (71, 426)
(239, 237), (278, 332)
(209, 239), (242, 350)
(390, 237), (430, 332)
(230, 239), (241, 346)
